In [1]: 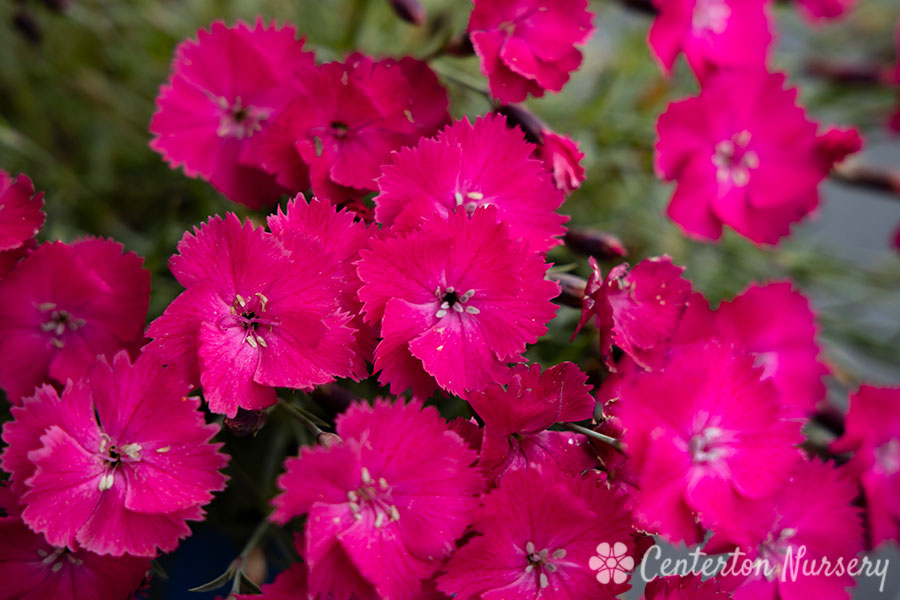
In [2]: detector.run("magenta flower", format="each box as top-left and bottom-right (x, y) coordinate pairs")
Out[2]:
(256, 55), (448, 207)
(617, 341), (803, 544)
(831, 386), (900, 548)
(0, 486), (151, 600)
(655, 70), (861, 245)
(686, 282), (829, 417)
(0, 352), (229, 556)
(271, 400), (483, 600)
(575, 256), (692, 371)
(0, 170), (44, 252)
(268, 195), (376, 378)
(357, 206), (559, 398)
(145, 213), (359, 417)
(150, 19), (314, 208)
(374, 114), (567, 253)
(438, 469), (636, 599)
(0, 239), (150, 402)
(708, 460), (863, 600)
(467, 362), (597, 482)
(649, 0), (772, 81)
(643, 575), (731, 599)
(537, 131), (586, 195)
(468, 0), (595, 104)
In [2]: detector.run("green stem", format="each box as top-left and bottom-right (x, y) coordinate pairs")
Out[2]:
(562, 422), (624, 452)
(278, 400), (324, 436)
(342, 0), (369, 50)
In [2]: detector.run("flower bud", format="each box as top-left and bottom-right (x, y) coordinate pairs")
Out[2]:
(564, 228), (627, 260)
(223, 409), (268, 437)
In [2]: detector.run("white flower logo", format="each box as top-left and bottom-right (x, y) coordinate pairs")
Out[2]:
(589, 542), (633, 584)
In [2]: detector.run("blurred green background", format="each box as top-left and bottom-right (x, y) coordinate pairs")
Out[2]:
(2, 0), (900, 597)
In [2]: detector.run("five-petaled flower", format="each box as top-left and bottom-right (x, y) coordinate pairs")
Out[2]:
(589, 542), (634, 585)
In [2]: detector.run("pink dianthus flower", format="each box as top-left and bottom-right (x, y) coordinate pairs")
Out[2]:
(0, 239), (149, 402)
(255, 55), (448, 207)
(831, 386), (900, 548)
(468, 0), (595, 104)
(617, 341), (803, 544)
(272, 399), (483, 600)
(467, 362), (597, 482)
(0, 170), (44, 252)
(357, 206), (559, 398)
(150, 19), (314, 208)
(649, 0), (772, 81)
(438, 468), (636, 599)
(574, 256), (692, 371)
(0, 352), (229, 556)
(145, 213), (360, 417)
(655, 70), (862, 245)
(375, 114), (567, 253)
(0, 485), (151, 600)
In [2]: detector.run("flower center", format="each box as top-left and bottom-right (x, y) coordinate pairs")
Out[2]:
(689, 426), (726, 463)
(38, 302), (85, 349)
(434, 286), (479, 318)
(523, 541), (567, 590)
(222, 292), (277, 350)
(712, 130), (759, 188)
(347, 467), (401, 529)
(453, 189), (485, 216)
(37, 547), (83, 573)
(693, 0), (731, 35)
(95, 433), (142, 491)
(216, 97), (270, 139)
(757, 526), (797, 580)
(330, 121), (350, 138)
(875, 439), (900, 475)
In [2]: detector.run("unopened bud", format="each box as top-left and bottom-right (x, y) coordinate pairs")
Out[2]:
(548, 272), (587, 309)
(495, 105), (545, 145)
(443, 33), (474, 57)
(223, 409), (268, 437)
(564, 228), (627, 260)
(13, 10), (41, 45)
(317, 432), (342, 448)
(389, 0), (426, 25)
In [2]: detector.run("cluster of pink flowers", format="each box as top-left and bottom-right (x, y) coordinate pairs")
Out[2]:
(0, 0), (897, 599)
(650, 0), (865, 245)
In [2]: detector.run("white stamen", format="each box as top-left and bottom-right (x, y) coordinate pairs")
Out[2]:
(256, 336), (267, 348)
(452, 303), (464, 313)
(98, 472), (115, 491)
(374, 512), (385, 529)
(246, 336), (258, 349)
(236, 294), (247, 308)
(455, 192), (464, 206)
(361, 467), (372, 484)
(51, 562), (63, 573)
(461, 289), (475, 302)
(525, 564), (534, 573)
(348, 490), (359, 502)
(120, 443), (142, 460)
(37, 302), (57, 311)
(465, 306), (480, 315)
(255, 292), (268, 310)
(435, 309), (448, 318)
(539, 573), (549, 589)
(378, 477), (389, 490)
(552, 549), (566, 559)
(156, 446), (171, 453)
(390, 505), (400, 521)
(467, 191), (484, 200)
(526, 542), (536, 554)
(546, 563), (557, 573)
